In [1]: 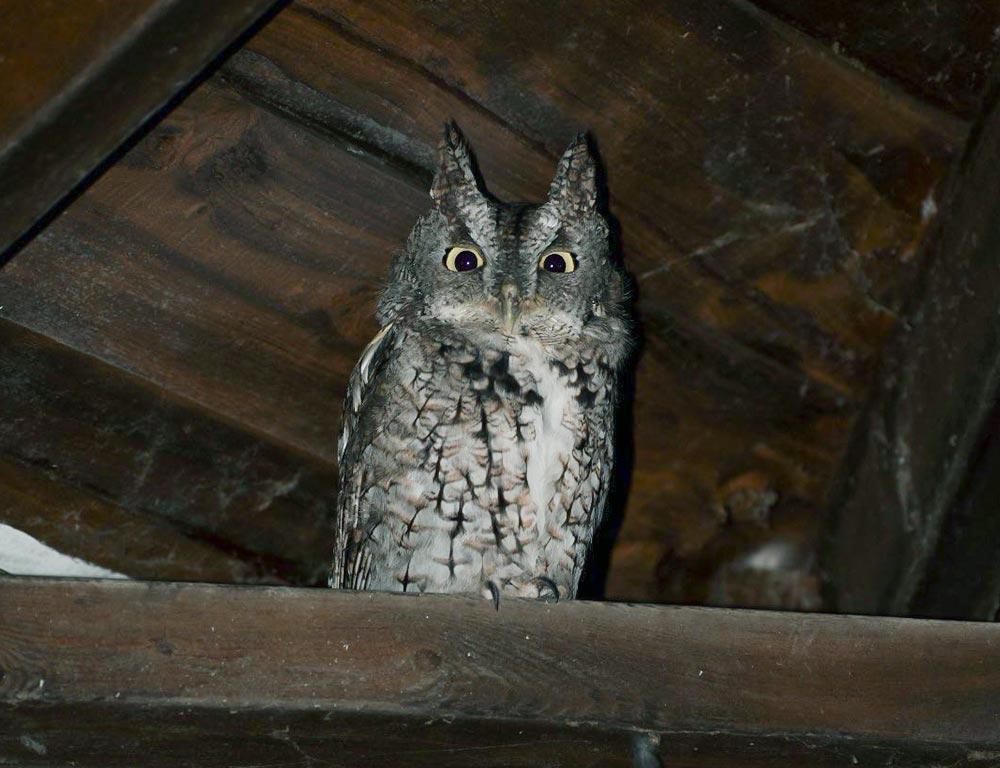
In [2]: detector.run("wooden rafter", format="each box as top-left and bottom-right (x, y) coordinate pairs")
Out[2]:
(0, 0), (283, 259)
(0, 321), (336, 585)
(824, 78), (1000, 620)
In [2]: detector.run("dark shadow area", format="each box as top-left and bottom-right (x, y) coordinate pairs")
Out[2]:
(577, 134), (642, 601)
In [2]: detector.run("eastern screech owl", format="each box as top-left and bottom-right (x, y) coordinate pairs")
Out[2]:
(331, 124), (633, 603)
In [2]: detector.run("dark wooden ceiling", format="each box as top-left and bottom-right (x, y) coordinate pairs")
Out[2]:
(2, 0), (999, 614)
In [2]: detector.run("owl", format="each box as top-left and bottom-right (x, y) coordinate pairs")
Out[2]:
(331, 123), (633, 604)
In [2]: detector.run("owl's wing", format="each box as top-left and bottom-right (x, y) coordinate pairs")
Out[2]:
(331, 322), (396, 590)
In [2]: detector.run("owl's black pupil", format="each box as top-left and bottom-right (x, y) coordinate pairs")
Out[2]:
(454, 250), (478, 271)
(543, 253), (567, 273)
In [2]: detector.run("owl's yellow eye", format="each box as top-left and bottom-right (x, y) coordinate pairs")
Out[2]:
(444, 245), (485, 272)
(538, 250), (576, 273)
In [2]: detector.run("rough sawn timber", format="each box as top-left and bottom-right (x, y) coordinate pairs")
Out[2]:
(752, 0), (1000, 119)
(824, 75), (1000, 619)
(1, 577), (999, 767)
(0, 0), (283, 258)
(0, 320), (336, 585)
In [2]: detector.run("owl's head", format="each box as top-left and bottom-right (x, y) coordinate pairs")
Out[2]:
(378, 123), (632, 365)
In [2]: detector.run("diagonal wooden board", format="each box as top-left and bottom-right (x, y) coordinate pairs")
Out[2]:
(0, 320), (337, 585)
(824, 75), (1000, 619)
(0, 0), (283, 258)
(1, 577), (999, 767)
(751, 1), (1000, 120)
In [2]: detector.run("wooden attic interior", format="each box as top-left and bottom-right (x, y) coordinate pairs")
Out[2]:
(2, 1), (1000, 765)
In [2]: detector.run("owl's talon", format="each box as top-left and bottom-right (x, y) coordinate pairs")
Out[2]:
(534, 576), (560, 603)
(487, 581), (501, 611)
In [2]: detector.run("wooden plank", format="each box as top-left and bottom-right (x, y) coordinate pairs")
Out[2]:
(751, 0), (1000, 119)
(0, 0), (282, 257)
(824, 82), (1000, 618)
(0, 578), (998, 768)
(909, 404), (1000, 621)
(0, 319), (336, 584)
(2, 706), (639, 768)
(0, 456), (262, 584)
(0, 1), (153, 142)
(0, 80), (423, 463)
(5, 707), (998, 768)
(0, 0), (971, 606)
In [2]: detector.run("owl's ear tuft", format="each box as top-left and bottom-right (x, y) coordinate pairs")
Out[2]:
(548, 133), (599, 216)
(430, 122), (482, 205)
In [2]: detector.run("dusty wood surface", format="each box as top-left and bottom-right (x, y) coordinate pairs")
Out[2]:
(1, 578), (999, 767)
(1, 1), (998, 609)
(0, 320), (335, 584)
(7, 707), (1000, 768)
(754, 1), (1000, 119)
(911, 403), (1000, 622)
(824, 78), (1000, 619)
(0, 0), (282, 256)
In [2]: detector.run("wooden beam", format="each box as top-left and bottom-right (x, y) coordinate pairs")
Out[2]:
(909, 403), (1000, 620)
(1, 578), (999, 767)
(0, 0), (282, 259)
(750, 1), (1000, 119)
(824, 79), (1000, 619)
(0, 319), (336, 584)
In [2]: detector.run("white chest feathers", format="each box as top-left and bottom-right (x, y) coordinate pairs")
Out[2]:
(517, 349), (578, 527)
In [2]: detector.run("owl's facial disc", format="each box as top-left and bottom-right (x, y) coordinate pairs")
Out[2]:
(376, 124), (630, 364)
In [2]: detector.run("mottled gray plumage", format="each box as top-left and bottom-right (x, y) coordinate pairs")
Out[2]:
(331, 124), (633, 601)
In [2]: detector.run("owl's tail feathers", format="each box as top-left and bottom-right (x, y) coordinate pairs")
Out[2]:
(329, 526), (374, 591)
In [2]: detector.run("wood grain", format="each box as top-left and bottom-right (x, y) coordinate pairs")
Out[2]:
(0, 578), (998, 768)
(0, 319), (336, 584)
(0, 0), (155, 142)
(5, 706), (999, 768)
(0, 456), (263, 584)
(0, 80), (422, 463)
(825, 80), (1000, 618)
(2, 706), (639, 768)
(751, 0), (1000, 119)
(242, 0), (964, 399)
(911, 403), (1000, 621)
(0, 0), (989, 605)
(0, 0), (281, 256)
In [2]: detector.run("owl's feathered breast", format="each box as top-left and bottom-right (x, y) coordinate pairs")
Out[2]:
(332, 322), (616, 599)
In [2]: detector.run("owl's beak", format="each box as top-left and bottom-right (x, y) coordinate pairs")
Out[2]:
(500, 282), (520, 334)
